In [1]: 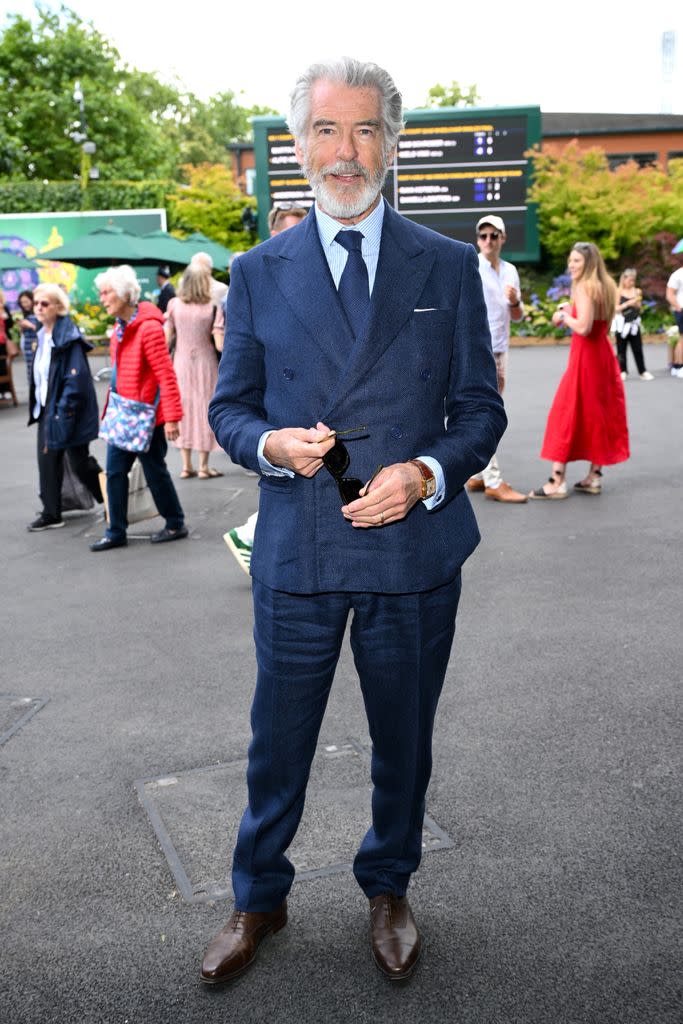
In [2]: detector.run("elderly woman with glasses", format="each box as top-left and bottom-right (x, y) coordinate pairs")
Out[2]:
(26, 283), (102, 531)
(530, 241), (629, 499)
(89, 265), (187, 551)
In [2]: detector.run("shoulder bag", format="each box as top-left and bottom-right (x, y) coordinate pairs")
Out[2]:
(99, 359), (159, 453)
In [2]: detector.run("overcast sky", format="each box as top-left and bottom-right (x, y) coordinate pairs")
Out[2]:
(6, 0), (682, 115)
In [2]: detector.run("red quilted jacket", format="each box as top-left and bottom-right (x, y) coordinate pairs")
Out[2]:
(106, 301), (182, 426)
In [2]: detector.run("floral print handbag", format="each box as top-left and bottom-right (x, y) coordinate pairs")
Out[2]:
(99, 360), (159, 453)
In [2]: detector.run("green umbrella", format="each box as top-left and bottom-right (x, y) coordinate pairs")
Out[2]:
(0, 250), (39, 271)
(42, 226), (152, 267)
(138, 230), (196, 271)
(183, 232), (233, 270)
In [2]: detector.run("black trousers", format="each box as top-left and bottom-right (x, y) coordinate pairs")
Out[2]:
(36, 414), (102, 521)
(615, 328), (646, 375)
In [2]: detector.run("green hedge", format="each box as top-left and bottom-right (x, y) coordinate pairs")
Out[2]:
(0, 179), (173, 214)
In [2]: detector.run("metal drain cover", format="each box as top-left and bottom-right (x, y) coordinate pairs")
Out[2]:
(136, 739), (453, 904)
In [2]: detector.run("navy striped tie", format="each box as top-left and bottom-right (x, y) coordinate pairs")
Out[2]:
(335, 230), (370, 339)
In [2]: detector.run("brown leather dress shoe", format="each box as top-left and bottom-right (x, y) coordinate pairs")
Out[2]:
(466, 477), (485, 492)
(369, 893), (421, 981)
(484, 481), (528, 503)
(200, 901), (287, 985)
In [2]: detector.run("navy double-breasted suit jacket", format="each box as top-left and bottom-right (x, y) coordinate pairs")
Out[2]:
(209, 202), (507, 594)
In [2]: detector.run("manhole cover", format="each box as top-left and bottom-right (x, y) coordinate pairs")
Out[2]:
(136, 739), (452, 904)
(0, 695), (49, 746)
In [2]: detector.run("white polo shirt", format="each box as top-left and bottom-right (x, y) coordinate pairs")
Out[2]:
(478, 253), (521, 354)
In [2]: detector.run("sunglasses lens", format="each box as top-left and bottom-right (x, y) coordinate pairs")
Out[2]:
(339, 477), (363, 504)
(322, 440), (350, 476)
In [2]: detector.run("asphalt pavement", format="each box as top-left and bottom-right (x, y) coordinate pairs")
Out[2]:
(2, 345), (680, 1024)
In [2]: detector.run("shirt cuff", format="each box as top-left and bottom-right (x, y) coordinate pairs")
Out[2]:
(416, 455), (444, 509)
(257, 430), (295, 477)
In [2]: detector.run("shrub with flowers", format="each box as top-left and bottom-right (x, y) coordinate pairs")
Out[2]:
(511, 273), (572, 338)
(71, 301), (111, 340)
(511, 270), (673, 339)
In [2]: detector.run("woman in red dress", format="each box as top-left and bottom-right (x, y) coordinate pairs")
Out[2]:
(530, 242), (629, 499)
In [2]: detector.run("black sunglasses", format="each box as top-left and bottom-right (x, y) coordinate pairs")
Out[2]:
(321, 425), (379, 504)
(322, 437), (365, 504)
(478, 231), (500, 241)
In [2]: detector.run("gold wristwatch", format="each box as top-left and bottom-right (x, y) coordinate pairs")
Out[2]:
(409, 459), (437, 500)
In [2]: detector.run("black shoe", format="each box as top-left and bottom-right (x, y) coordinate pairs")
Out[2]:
(90, 536), (128, 552)
(27, 514), (64, 532)
(150, 526), (188, 544)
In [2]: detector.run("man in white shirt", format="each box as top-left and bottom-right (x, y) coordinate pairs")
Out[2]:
(467, 214), (527, 503)
(665, 265), (683, 376)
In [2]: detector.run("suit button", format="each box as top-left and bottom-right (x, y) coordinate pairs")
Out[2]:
(420, 368), (432, 381)
(283, 367), (294, 380)
(390, 425), (403, 439)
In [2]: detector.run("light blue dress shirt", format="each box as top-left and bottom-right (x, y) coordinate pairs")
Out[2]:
(257, 199), (444, 508)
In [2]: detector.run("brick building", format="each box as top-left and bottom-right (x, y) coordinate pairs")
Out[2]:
(541, 112), (683, 169)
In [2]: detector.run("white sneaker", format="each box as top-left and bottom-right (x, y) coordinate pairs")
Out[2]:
(676, 368), (683, 379)
(639, 371), (654, 381)
(620, 371), (628, 380)
(671, 367), (681, 377)
(223, 529), (252, 576)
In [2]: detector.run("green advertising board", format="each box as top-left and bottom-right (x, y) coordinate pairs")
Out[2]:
(253, 105), (541, 262)
(0, 208), (165, 309)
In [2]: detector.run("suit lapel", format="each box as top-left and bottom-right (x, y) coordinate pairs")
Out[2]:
(321, 206), (437, 417)
(263, 214), (355, 377)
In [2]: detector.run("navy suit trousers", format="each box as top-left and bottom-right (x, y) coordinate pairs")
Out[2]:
(232, 572), (462, 911)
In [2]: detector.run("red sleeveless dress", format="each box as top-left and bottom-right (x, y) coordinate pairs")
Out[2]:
(540, 309), (630, 465)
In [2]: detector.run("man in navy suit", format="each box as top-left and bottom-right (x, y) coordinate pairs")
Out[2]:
(203, 57), (506, 985)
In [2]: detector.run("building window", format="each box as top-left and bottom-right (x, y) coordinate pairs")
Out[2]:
(668, 151), (683, 162)
(608, 152), (657, 170)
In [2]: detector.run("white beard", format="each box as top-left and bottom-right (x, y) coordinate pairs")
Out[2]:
(303, 157), (389, 220)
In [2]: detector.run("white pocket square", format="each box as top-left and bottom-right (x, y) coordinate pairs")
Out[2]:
(414, 307), (438, 312)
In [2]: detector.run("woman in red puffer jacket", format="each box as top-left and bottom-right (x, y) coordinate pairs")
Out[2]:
(90, 265), (188, 552)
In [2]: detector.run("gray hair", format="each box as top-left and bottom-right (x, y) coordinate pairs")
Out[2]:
(94, 265), (141, 304)
(288, 57), (403, 155)
(33, 282), (70, 315)
(190, 251), (213, 271)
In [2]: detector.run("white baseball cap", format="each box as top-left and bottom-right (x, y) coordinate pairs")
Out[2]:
(476, 214), (506, 235)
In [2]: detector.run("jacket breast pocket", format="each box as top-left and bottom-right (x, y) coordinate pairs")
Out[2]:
(410, 309), (455, 329)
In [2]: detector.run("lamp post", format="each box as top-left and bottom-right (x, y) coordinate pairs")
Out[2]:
(70, 80), (99, 191)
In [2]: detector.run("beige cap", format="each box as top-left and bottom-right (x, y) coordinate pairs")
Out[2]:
(476, 214), (506, 235)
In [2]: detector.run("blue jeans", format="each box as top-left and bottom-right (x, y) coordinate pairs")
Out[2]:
(232, 572), (462, 911)
(105, 426), (184, 541)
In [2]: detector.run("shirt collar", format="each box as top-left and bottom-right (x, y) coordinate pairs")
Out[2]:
(314, 196), (385, 251)
(115, 306), (139, 342)
(478, 252), (504, 275)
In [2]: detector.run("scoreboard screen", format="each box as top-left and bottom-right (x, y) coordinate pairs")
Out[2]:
(253, 105), (541, 262)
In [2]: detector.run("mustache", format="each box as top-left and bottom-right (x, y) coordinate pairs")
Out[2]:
(319, 160), (371, 181)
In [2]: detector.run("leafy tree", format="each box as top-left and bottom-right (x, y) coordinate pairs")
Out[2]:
(178, 92), (280, 165)
(0, 6), (180, 180)
(167, 164), (257, 250)
(0, 6), (281, 182)
(528, 143), (683, 267)
(423, 81), (480, 108)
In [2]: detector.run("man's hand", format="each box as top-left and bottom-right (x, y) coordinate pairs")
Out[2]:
(264, 421), (336, 477)
(504, 284), (519, 305)
(164, 421), (180, 442)
(342, 462), (423, 528)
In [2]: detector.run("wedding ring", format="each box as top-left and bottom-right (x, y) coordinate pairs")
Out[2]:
(380, 511), (384, 526)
